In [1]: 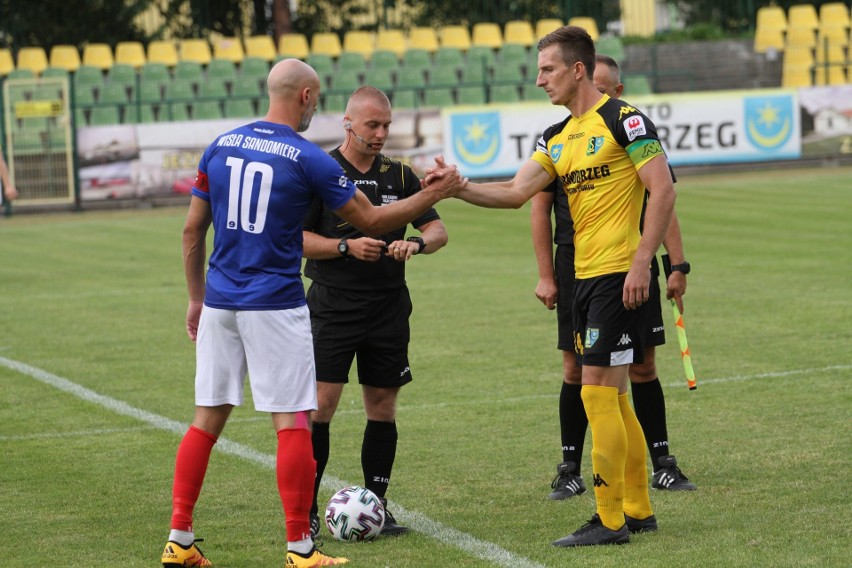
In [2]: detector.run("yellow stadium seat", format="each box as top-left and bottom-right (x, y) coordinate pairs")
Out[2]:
(813, 64), (846, 85)
(820, 2), (851, 28)
(246, 35), (277, 61)
(441, 25), (471, 51)
(408, 27), (439, 53)
(756, 5), (787, 33)
(343, 30), (375, 59)
(569, 17), (600, 40)
(786, 25), (817, 48)
(817, 25), (850, 52)
(278, 33), (309, 60)
(472, 22), (503, 49)
(115, 41), (146, 68)
(375, 29), (406, 58)
(213, 37), (244, 63)
(754, 27), (786, 53)
(784, 45), (814, 67)
(49, 45), (81, 72)
(17, 46), (49, 75)
(311, 32), (342, 58)
(0, 48), (14, 76)
(536, 18), (564, 39)
(788, 4), (819, 30)
(148, 40), (179, 66)
(504, 20), (535, 47)
(82, 43), (114, 70)
(179, 39), (212, 64)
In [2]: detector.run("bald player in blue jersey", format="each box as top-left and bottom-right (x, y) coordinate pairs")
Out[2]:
(161, 58), (466, 568)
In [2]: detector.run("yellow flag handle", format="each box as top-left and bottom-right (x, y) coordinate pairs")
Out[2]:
(671, 299), (697, 390)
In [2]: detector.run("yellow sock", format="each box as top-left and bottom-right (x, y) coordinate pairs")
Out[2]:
(581, 385), (626, 530)
(619, 393), (654, 520)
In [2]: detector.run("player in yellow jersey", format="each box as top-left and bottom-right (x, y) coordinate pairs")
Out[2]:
(444, 26), (675, 546)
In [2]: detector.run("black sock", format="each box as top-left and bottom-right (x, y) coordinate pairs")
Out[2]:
(311, 421), (330, 515)
(559, 383), (587, 471)
(631, 378), (670, 470)
(362, 420), (397, 499)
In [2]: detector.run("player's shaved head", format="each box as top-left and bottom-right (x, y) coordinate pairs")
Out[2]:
(345, 85), (391, 117)
(267, 58), (320, 99)
(264, 58), (321, 131)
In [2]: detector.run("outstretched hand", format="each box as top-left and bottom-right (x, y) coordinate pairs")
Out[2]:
(422, 155), (467, 199)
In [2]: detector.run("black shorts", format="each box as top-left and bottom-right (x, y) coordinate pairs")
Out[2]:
(554, 244), (576, 351)
(307, 283), (413, 388)
(557, 251), (666, 352)
(572, 273), (648, 367)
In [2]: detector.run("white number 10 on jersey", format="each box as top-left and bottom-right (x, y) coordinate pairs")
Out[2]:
(225, 157), (273, 234)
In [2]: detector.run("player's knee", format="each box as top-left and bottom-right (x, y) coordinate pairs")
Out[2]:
(629, 362), (657, 383)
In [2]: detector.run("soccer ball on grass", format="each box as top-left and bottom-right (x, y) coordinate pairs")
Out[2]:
(324, 485), (385, 541)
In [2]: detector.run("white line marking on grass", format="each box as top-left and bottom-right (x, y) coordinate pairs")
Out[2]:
(1, 355), (549, 568)
(660, 364), (852, 388)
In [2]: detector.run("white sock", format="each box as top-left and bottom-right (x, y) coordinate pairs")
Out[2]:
(287, 538), (313, 555)
(169, 529), (194, 547)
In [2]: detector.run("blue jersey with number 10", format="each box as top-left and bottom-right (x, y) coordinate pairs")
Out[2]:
(192, 120), (356, 310)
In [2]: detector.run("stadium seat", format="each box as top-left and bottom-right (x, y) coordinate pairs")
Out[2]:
(17, 47), (49, 76)
(49, 45), (81, 72)
(756, 5), (787, 34)
(754, 27), (786, 53)
(596, 36), (625, 61)
(784, 45), (815, 69)
(0, 48), (14, 76)
(232, 78), (263, 99)
(343, 30), (375, 59)
(395, 67), (425, 90)
(140, 62), (170, 83)
(816, 26), (849, 51)
(311, 32), (343, 59)
(167, 102), (191, 121)
(41, 67), (69, 79)
(306, 53), (335, 75)
(492, 61), (524, 84)
(467, 45), (495, 69)
(89, 105), (121, 125)
(224, 98), (256, 118)
(98, 83), (129, 105)
(623, 74), (653, 95)
(812, 62), (846, 85)
(392, 89), (418, 109)
(408, 27), (439, 53)
(201, 77), (228, 99)
(472, 22), (503, 49)
(428, 65), (458, 87)
(213, 37), (244, 63)
(148, 40), (179, 66)
(74, 65), (104, 86)
(365, 67), (394, 91)
(278, 33), (310, 60)
(245, 35), (277, 61)
(192, 100), (223, 120)
(788, 4), (819, 31)
(174, 60), (204, 81)
(138, 80), (165, 103)
(338, 51), (367, 73)
(82, 43), (114, 70)
(504, 20), (535, 47)
(329, 71), (360, 93)
(523, 82), (549, 102)
(786, 25), (817, 48)
(434, 47), (465, 68)
(460, 61), (488, 85)
(781, 63), (812, 87)
(107, 63), (137, 85)
(165, 79), (195, 102)
(115, 41), (146, 68)
(401, 48), (432, 71)
(323, 92), (347, 113)
(207, 58), (237, 80)
(240, 56), (270, 79)
(179, 39), (212, 65)
(423, 87), (454, 108)
(568, 17), (600, 40)
(820, 2), (851, 28)
(121, 103), (155, 124)
(498, 43), (528, 66)
(535, 18), (564, 39)
(441, 25), (471, 51)
(370, 50), (399, 71)
(490, 84), (520, 103)
(376, 29), (407, 58)
(457, 85), (487, 105)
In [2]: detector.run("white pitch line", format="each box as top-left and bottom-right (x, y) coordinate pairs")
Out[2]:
(0, 355), (548, 568)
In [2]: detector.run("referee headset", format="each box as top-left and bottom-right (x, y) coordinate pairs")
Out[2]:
(344, 119), (377, 149)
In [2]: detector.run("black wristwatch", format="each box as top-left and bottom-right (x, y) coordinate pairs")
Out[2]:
(406, 236), (426, 254)
(670, 261), (691, 275)
(337, 238), (349, 258)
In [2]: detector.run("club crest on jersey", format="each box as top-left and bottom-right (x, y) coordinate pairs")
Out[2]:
(586, 136), (604, 155)
(585, 328), (599, 348)
(624, 115), (646, 141)
(338, 175), (347, 187)
(550, 143), (564, 162)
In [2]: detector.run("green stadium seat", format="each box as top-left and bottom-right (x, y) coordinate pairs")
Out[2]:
(192, 100), (223, 120)
(207, 58), (237, 80)
(467, 46), (495, 68)
(7, 68), (35, 80)
(422, 87), (454, 108)
(395, 67), (425, 89)
(498, 43), (528, 65)
(74, 84), (97, 106)
(164, 79), (195, 102)
(174, 61), (203, 81)
(240, 56), (270, 78)
(140, 62), (170, 83)
(74, 107), (88, 127)
(200, 77), (228, 99)
(623, 74), (653, 95)
(167, 102), (191, 121)
(232, 78), (263, 101)
(492, 62), (524, 84)
(522, 82), (549, 102)
(306, 53), (335, 75)
(490, 84), (520, 103)
(338, 52), (367, 73)
(224, 98), (256, 118)
(369, 50), (399, 71)
(402, 48), (431, 70)
(434, 47), (464, 68)
(20, 116), (50, 131)
(74, 65), (104, 85)
(107, 63), (137, 85)
(42, 67), (69, 79)
(138, 81), (164, 103)
(323, 92), (347, 113)
(392, 89), (418, 109)
(460, 62), (487, 85)
(364, 68), (394, 91)
(428, 66), (458, 88)
(457, 85), (487, 105)
(98, 83), (130, 105)
(329, 71), (360, 93)
(32, 85), (61, 102)
(89, 106), (121, 125)
(595, 36), (625, 61)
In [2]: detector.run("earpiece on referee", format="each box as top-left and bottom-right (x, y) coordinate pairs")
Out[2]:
(344, 120), (351, 130)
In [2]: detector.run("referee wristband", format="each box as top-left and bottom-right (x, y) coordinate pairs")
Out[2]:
(406, 236), (426, 254)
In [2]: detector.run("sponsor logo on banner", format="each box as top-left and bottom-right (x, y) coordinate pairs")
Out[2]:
(744, 95), (793, 151)
(451, 112), (501, 168)
(624, 115), (646, 141)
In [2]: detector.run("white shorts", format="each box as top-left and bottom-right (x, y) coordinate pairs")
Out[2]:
(194, 305), (318, 413)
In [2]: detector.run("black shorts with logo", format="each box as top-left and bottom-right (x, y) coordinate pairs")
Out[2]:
(572, 272), (648, 367)
(307, 283), (413, 387)
(555, 244), (576, 351)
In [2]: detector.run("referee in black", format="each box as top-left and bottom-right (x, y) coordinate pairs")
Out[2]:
(303, 86), (448, 538)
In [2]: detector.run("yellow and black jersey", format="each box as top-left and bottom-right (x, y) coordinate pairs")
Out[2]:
(531, 94), (666, 279)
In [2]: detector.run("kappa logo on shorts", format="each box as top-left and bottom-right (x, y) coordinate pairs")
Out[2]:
(585, 328), (599, 348)
(617, 334), (632, 346)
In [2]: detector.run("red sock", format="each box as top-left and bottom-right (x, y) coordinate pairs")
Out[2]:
(277, 427), (316, 542)
(170, 425), (217, 532)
